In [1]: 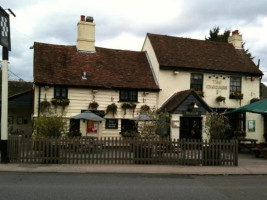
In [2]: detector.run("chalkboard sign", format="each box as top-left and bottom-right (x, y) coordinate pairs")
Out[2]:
(105, 119), (118, 129)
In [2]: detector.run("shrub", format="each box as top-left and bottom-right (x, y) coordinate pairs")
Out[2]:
(66, 130), (82, 138)
(205, 111), (231, 140)
(33, 115), (67, 138)
(121, 130), (139, 138)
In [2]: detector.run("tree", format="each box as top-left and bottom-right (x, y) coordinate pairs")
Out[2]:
(205, 111), (231, 140)
(205, 26), (230, 43)
(205, 26), (254, 60)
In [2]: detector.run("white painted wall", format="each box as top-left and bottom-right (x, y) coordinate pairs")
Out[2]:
(33, 85), (158, 137)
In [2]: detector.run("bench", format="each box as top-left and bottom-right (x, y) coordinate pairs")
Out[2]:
(251, 143), (267, 158)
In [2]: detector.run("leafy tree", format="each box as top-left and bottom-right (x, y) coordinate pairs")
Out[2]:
(205, 26), (254, 60)
(205, 26), (230, 43)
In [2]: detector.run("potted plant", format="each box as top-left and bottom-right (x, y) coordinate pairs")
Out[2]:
(229, 91), (243, 99)
(89, 101), (99, 110)
(216, 96), (226, 103)
(106, 103), (118, 116)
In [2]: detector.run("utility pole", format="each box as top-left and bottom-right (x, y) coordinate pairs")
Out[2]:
(0, 6), (14, 163)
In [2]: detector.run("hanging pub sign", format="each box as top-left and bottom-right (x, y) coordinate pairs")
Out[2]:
(0, 6), (11, 50)
(87, 121), (98, 134)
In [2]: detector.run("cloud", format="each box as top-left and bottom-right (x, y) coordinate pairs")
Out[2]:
(1, 0), (267, 82)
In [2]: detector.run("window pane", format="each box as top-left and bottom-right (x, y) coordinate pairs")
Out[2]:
(230, 76), (241, 93)
(61, 88), (67, 98)
(55, 87), (61, 98)
(190, 73), (203, 91)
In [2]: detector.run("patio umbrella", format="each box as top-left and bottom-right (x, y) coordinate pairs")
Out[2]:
(226, 99), (267, 114)
(131, 113), (155, 121)
(71, 111), (104, 121)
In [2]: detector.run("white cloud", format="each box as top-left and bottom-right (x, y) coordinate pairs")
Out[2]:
(1, 0), (267, 82)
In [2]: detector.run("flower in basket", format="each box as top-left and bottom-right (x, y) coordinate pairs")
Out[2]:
(106, 103), (118, 115)
(40, 99), (51, 113)
(250, 98), (259, 104)
(196, 91), (204, 97)
(230, 91), (243, 99)
(51, 98), (70, 107)
(89, 101), (99, 110)
(216, 96), (226, 103)
(140, 104), (150, 112)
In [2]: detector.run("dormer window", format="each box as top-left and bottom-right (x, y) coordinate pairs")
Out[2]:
(119, 90), (138, 102)
(54, 86), (68, 99)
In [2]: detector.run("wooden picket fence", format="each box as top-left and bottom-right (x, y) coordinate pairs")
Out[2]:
(7, 135), (238, 166)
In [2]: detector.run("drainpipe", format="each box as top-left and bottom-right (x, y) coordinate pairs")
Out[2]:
(38, 85), (41, 117)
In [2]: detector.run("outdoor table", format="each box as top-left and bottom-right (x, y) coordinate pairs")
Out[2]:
(238, 138), (258, 152)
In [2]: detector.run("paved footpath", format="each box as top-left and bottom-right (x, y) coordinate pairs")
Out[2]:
(1, 153), (267, 175)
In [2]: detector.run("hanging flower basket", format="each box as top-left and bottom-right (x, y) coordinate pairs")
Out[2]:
(196, 91), (204, 97)
(89, 101), (99, 110)
(140, 104), (150, 112)
(216, 96), (226, 102)
(250, 98), (259, 104)
(106, 103), (118, 116)
(40, 99), (51, 113)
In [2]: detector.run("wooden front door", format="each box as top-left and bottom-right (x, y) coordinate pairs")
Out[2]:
(180, 117), (202, 140)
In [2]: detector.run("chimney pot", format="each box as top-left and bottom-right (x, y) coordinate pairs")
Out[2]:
(80, 15), (85, 21)
(86, 16), (94, 23)
(232, 30), (239, 35)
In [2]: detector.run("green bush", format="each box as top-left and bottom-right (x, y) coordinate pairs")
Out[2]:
(66, 130), (82, 138)
(33, 115), (67, 138)
(205, 111), (231, 140)
(121, 130), (139, 138)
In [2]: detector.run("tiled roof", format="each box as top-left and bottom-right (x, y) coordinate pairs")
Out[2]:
(160, 89), (211, 112)
(34, 42), (159, 91)
(0, 81), (33, 99)
(147, 33), (263, 76)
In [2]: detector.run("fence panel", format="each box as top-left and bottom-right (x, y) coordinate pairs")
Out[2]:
(7, 136), (238, 166)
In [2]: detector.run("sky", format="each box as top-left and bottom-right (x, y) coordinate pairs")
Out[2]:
(1, 0), (267, 83)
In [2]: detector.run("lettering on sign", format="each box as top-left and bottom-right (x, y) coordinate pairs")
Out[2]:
(206, 85), (227, 90)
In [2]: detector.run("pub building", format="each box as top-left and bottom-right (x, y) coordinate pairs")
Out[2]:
(142, 31), (264, 142)
(33, 15), (264, 142)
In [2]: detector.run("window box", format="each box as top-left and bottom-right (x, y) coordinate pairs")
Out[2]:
(51, 98), (70, 107)
(229, 92), (243, 99)
(121, 102), (136, 115)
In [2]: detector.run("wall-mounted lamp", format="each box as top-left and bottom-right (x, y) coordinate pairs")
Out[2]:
(92, 90), (98, 93)
(44, 86), (50, 89)
(173, 71), (179, 75)
(82, 71), (87, 80)
(193, 103), (199, 109)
